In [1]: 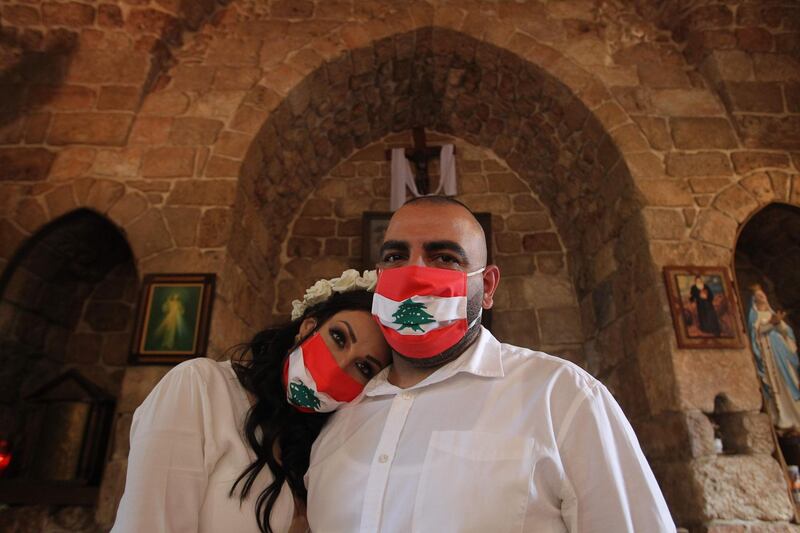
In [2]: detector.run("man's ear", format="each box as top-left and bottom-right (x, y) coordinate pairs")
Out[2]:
(296, 317), (318, 341)
(481, 265), (501, 309)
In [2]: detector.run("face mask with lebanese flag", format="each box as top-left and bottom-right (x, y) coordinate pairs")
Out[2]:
(372, 265), (484, 359)
(283, 331), (365, 413)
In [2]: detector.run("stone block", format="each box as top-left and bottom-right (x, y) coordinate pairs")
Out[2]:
(725, 82), (783, 113)
(734, 115), (800, 150)
(505, 213), (551, 232)
(712, 185), (759, 222)
(140, 91), (190, 115)
(86, 179), (125, 213)
(538, 307), (583, 344)
(142, 146), (195, 177)
(97, 85), (140, 111)
(495, 254), (536, 276)
(85, 301), (130, 332)
(652, 89), (724, 116)
(753, 54), (800, 82)
(28, 84), (96, 110)
(643, 208), (687, 240)
(42, 2), (95, 26)
(130, 116), (172, 145)
(108, 193), (148, 226)
(0, 148), (55, 181)
(689, 178), (733, 194)
(513, 194), (545, 212)
(170, 65), (215, 91)
(293, 217), (336, 237)
(98, 4), (123, 28)
(667, 152), (733, 178)
(731, 151), (791, 173)
(169, 117), (224, 146)
(162, 206), (200, 247)
(323, 238), (348, 257)
(487, 172), (528, 193)
(66, 332), (103, 364)
(670, 118), (738, 150)
(44, 183), (77, 219)
(117, 365), (171, 412)
(3, 5), (40, 25)
(739, 173), (776, 204)
(492, 309), (540, 349)
(694, 455), (794, 521)
(522, 232), (561, 252)
(632, 116), (672, 151)
(126, 209), (172, 258)
(691, 209), (738, 248)
(213, 131), (251, 159)
(48, 112), (133, 146)
(495, 232), (521, 253)
(638, 181), (693, 207)
(197, 207), (233, 248)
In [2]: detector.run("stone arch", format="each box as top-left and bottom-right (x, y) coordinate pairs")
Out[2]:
(0, 208), (138, 524)
(234, 26), (667, 420)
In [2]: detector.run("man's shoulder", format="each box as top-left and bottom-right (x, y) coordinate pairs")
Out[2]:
(499, 341), (599, 393)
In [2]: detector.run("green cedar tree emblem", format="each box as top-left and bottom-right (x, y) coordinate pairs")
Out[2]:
(392, 298), (436, 333)
(288, 380), (321, 410)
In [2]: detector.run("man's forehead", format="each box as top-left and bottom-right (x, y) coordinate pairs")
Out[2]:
(385, 203), (477, 240)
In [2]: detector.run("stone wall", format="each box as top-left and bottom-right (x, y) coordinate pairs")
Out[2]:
(275, 131), (584, 363)
(1, 1), (799, 531)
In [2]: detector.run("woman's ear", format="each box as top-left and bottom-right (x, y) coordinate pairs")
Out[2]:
(296, 317), (318, 342)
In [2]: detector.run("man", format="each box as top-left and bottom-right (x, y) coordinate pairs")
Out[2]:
(306, 197), (675, 532)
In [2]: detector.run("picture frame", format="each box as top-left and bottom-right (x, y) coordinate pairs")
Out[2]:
(130, 273), (216, 364)
(663, 266), (745, 349)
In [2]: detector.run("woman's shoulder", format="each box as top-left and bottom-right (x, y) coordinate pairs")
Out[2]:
(165, 357), (235, 383)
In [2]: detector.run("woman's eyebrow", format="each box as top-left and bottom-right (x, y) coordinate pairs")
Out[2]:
(342, 320), (357, 343)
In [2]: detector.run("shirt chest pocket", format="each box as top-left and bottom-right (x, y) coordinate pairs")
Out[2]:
(412, 431), (535, 533)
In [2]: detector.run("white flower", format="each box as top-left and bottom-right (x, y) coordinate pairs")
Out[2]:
(290, 299), (306, 321)
(332, 269), (361, 292)
(358, 270), (378, 291)
(304, 279), (333, 305)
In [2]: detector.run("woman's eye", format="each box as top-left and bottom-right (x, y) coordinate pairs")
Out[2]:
(329, 328), (346, 348)
(355, 361), (373, 378)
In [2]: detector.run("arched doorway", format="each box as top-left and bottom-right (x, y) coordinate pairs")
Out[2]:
(735, 202), (800, 501)
(0, 209), (138, 530)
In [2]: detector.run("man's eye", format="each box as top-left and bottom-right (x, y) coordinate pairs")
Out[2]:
(381, 253), (405, 263)
(355, 361), (374, 378)
(329, 328), (346, 348)
(434, 255), (459, 264)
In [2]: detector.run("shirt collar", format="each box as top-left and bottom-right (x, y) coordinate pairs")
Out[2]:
(362, 326), (504, 398)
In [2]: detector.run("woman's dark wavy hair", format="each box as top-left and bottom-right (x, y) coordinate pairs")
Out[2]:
(229, 289), (375, 533)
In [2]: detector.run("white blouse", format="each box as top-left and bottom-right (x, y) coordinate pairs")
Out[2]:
(111, 358), (295, 533)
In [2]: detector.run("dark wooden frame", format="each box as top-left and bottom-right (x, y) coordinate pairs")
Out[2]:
(663, 266), (745, 349)
(129, 273), (215, 364)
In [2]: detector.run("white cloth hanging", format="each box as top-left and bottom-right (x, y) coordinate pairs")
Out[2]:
(389, 144), (457, 211)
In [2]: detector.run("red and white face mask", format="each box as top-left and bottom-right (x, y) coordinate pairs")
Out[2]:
(371, 265), (484, 359)
(283, 332), (364, 413)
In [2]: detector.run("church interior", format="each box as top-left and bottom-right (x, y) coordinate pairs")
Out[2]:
(1, 0), (800, 531)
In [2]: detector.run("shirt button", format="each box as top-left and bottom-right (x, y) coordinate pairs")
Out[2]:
(401, 391), (413, 400)
(378, 454), (389, 463)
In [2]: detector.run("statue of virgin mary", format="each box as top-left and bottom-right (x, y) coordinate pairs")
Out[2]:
(748, 285), (800, 434)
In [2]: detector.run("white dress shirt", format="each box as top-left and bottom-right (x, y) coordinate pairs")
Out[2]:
(112, 358), (295, 533)
(307, 327), (675, 533)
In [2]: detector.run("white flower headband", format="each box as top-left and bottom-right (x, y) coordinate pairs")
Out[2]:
(290, 269), (378, 321)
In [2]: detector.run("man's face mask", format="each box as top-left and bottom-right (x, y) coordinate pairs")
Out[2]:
(371, 265), (484, 359)
(283, 332), (364, 413)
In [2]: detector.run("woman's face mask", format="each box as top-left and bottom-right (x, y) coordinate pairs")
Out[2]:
(283, 332), (365, 413)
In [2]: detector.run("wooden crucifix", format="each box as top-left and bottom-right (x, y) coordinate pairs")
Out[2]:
(384, 127), (456, 195)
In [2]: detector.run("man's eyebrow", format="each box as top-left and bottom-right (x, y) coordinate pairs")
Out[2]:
(423, 241), (468, 261)
(379, 240), (408, 255)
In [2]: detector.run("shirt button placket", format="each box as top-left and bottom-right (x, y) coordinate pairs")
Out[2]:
(358, 392), (415, 533)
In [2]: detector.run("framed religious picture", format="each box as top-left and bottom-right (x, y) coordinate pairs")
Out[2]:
(130, 273), (215, 364)
(663, 266), (745, 349)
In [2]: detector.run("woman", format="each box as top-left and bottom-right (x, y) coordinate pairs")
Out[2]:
(112, 270), (391, 532)
(748, 285), (800, 433)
